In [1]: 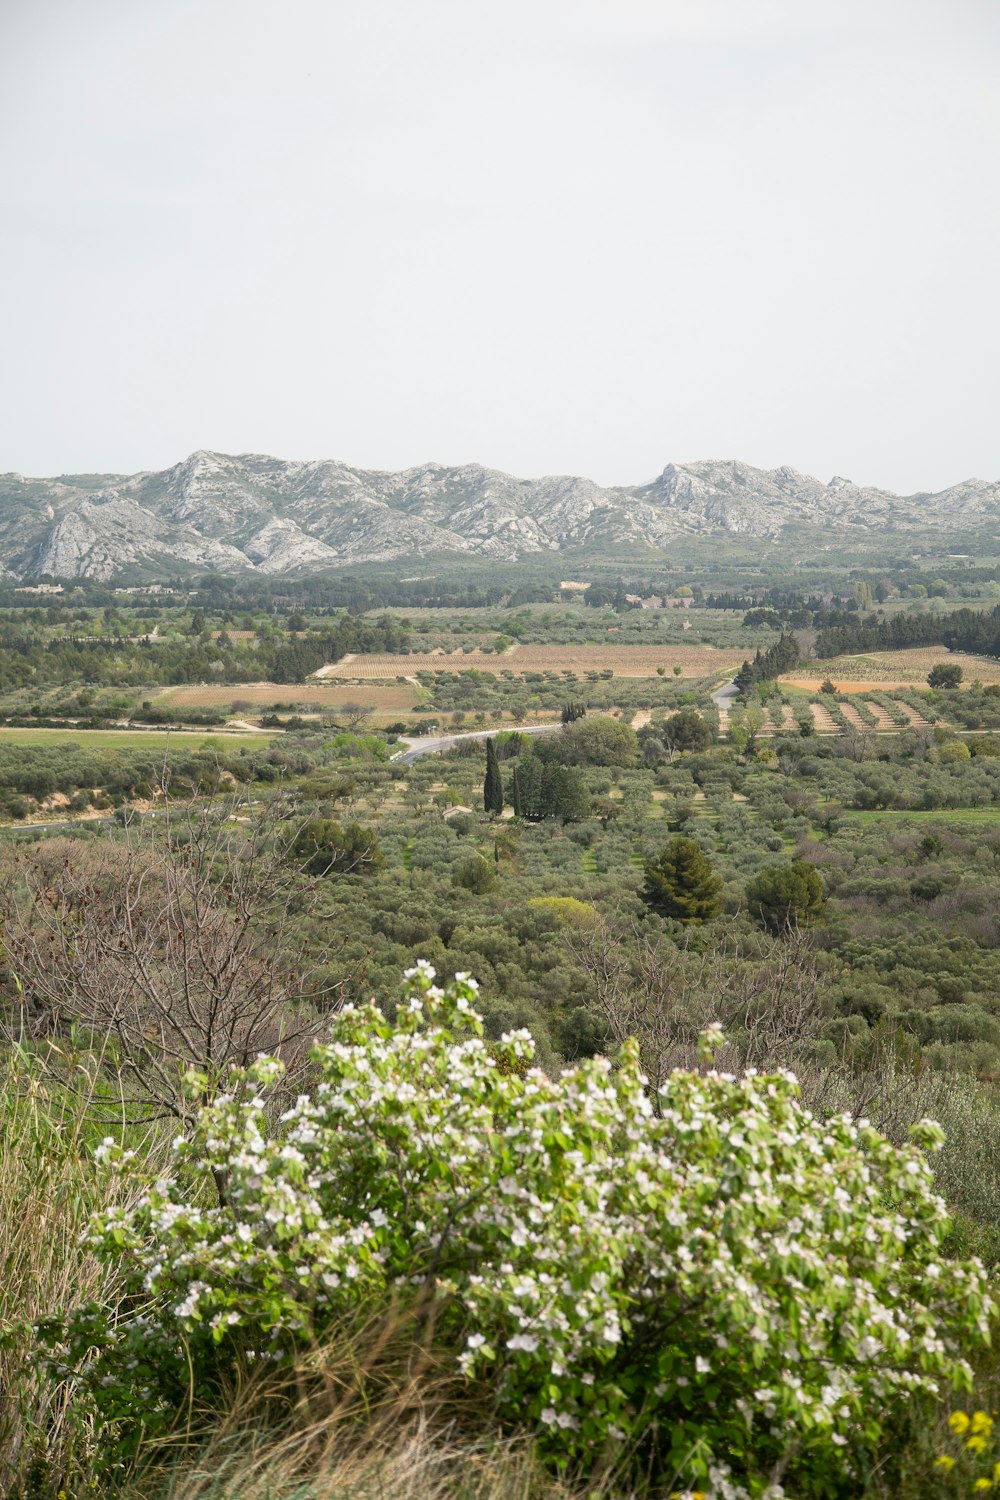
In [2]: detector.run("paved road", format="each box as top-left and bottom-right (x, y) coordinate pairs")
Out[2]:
(710, 679), (739, 713)
(710, 678), (739, 734)
(393, 722), (560, 765)
(0, 809), (181, 836)
(2, 816), (117, 835)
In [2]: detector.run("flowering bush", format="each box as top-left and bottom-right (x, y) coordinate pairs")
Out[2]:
(48, 965), (994, 1496)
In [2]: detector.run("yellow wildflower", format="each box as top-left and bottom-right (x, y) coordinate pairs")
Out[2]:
(968, 1435), (989, 1456)
(973, 1412), (994, 1436)
(994, 1461), (1000, 1483)
(934, 1455), (955, 1471)
(951, 1412), (971, 1435)
(973, 1481), (992, 1493)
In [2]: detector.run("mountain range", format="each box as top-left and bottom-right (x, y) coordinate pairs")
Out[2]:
(0, 450), (996, 580)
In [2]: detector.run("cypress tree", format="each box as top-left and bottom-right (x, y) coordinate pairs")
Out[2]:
(511, 766), (524, 819)
(484, 737), (504, 816)
(511, 753), (543, 818)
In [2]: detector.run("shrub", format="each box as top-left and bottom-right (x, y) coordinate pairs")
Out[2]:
(745, 861), (826, 933)
(557, 715), (638, 767)
(452, 853), (497, 894)
(928, 663), (963, 690)
(42, 968), (993, 1496)
(662, 707), (712, 756)
(291, 818), (385, 876)
(935, 739), (971, 764)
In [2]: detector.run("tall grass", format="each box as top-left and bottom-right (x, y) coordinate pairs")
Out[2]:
(0, 1043), (167, 1495)
(139, 1363), (587, 1500)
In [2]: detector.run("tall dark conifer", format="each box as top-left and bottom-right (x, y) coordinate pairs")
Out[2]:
(484, 737), (504, 816)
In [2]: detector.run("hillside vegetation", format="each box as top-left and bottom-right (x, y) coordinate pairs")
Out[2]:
(4, 564), (1000, 1496)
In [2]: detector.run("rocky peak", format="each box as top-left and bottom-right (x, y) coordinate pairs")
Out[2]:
(0, 451), (995, 580)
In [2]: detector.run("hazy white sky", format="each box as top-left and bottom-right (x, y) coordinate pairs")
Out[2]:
(2, 0), (998, 491)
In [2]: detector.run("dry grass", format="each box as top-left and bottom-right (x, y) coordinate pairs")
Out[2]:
(141, 1304), (649, 1500)
(0, 1113), (628, 1500)
(150, 1385), (587, 1500)
(323, 646), (746, 681)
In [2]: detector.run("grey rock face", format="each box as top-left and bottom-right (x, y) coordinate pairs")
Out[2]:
(0, 451), (996, 579)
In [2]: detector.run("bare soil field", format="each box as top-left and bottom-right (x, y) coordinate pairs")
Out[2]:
(783, 649), (1000, 689)
(160, 682), (423, 713)
(322, 646), (747, 680)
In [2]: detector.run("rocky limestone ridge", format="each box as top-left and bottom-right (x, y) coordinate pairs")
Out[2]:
(0, 450), (996, 580)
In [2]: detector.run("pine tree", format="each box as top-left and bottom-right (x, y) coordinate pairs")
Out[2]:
(642, 836), (723, 923)
(484, 737), (504, 816)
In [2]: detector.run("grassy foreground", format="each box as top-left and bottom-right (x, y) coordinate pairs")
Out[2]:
(4, 1010), (1000, 1500)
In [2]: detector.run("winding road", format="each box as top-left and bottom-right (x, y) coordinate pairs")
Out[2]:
(710, 679), (739, 733)
(393, 722), (561, 765)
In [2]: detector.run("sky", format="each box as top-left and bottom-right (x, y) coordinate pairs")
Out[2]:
(2, 0), (998, 493)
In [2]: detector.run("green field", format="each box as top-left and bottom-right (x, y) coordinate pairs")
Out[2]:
(843, 806), (1000, 825)
(0, 727), (273, 749)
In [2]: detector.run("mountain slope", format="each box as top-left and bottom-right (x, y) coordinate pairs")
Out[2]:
(0, 450), (996, 579)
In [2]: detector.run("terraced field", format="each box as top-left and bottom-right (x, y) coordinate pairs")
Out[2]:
(865, 700), (897, 730)
(895, 699), (932, 728)
(809, 702), (839, 732)
(839, 701), (872, 730)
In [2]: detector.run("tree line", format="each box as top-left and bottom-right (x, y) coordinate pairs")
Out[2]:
(814, 605), (1000, 662)
(734, 632), (801, 693)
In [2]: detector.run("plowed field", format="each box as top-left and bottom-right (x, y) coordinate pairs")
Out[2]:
(783, 649), (1000, 688)
(322, 646), (747, 680)
(160, 682), (422, 712)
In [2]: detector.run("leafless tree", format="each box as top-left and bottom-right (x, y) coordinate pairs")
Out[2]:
(569, 917), (823, 1106)
(338, 702), (375, 730)
(0, 792), (352, 1135)
(843, 725), (876, 763)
